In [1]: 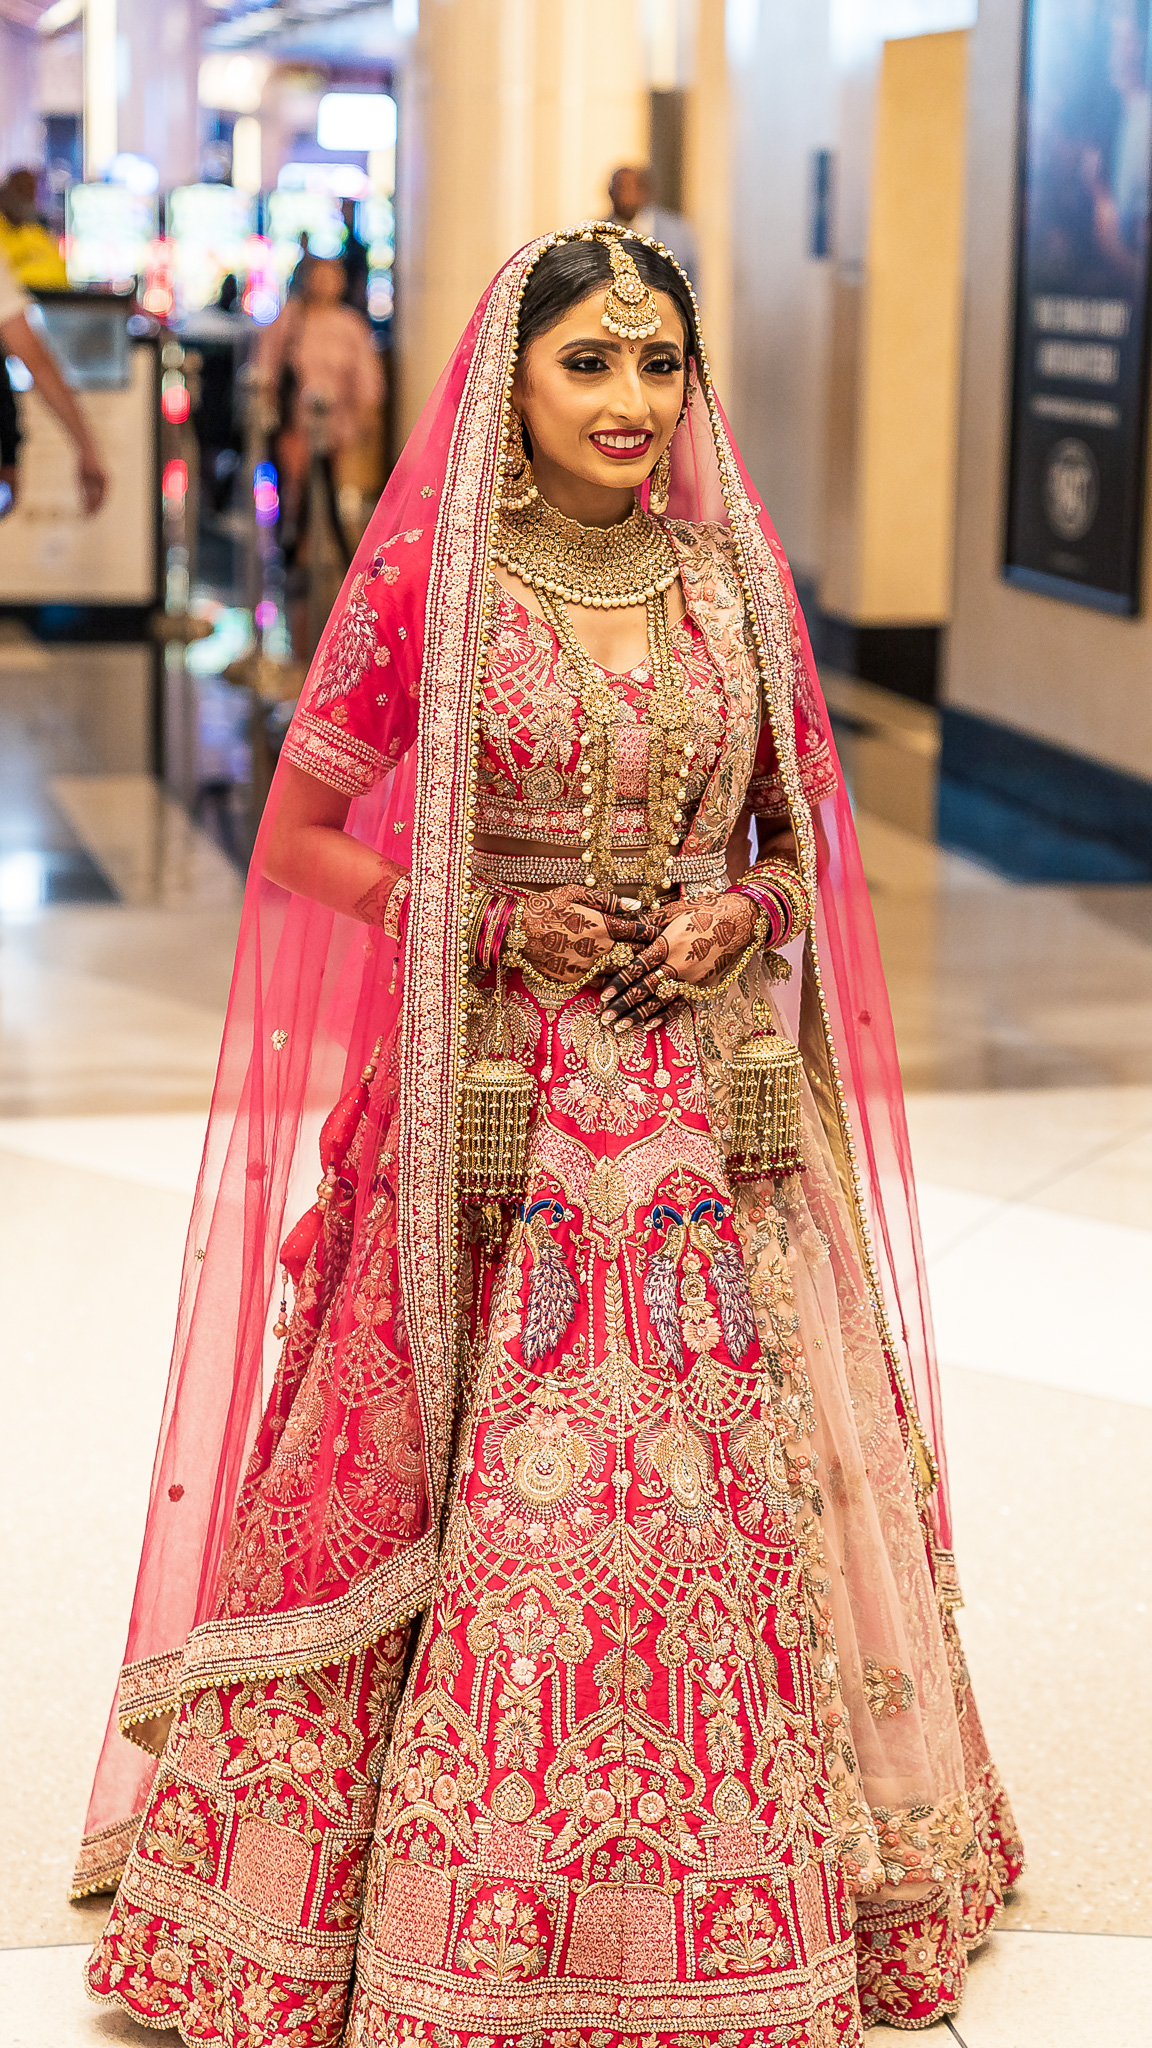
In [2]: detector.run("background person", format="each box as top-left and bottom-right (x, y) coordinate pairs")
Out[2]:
(0, 247), (107, 514)
(0, 166), (68, 291)
(254, 252), (382, 563)
(609, 162), (698, 283)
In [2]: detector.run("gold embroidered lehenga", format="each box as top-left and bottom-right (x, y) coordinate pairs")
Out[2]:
(78, 228), (1020, 2047)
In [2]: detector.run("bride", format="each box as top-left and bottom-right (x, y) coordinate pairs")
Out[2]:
(78, 224), (1021, 2046)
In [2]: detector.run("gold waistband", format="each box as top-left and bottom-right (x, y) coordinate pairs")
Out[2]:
(473, 848), (728, 893)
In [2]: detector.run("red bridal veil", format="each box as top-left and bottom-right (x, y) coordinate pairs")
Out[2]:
(75, 226), (949, 1895)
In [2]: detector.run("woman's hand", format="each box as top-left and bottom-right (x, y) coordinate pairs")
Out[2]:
(513, 886), (659, 984)
(598, 889), (760, 1029)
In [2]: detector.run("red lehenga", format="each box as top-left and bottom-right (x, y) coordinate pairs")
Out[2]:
(78, 227), (1020, 2046)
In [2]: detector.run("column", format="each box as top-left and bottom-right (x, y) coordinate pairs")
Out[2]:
(394, 0), (648, 439)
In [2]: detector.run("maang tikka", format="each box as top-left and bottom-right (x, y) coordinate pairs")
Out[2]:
(499, 407), (538, 512)
(599, 232), (661, 341)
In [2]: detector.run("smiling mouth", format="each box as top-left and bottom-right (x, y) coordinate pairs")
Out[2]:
(590, 430), (654, 461)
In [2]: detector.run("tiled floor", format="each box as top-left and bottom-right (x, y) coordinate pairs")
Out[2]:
(1, 771), (1149, 2042)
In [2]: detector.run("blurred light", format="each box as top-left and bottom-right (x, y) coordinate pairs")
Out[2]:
(5, 355), (33, 392)
(394, 0), (419, 34)
(248, 286), (280, 324)
(367, 271), (394, 321)
(84, 0), (117, 177)
(316, 92), (396, 154)
(163, 458), (189, 500)
(36, 0), (83, 35)
(232, 114), (263, 194)
(253, 461), (279, 524)
(0, 853), (46, 921)
(107, 152), (160, 195)
(142, 236), (175, 320)
(367, 145), (395, 197)
(198, 54), (270, 112)
(162, 373), (190, 424)
(254, 600), (277, 628)
(829, 0), (977, 63)
(278, 161), (369, 200)
(726, 0), (759, 64)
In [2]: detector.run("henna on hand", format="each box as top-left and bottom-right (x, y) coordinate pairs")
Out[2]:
(514, 886), (656, 983)
(612, 889), (760, 998)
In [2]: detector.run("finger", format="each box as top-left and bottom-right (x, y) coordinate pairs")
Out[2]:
(601, 967), (671, 1024)
(570, 888), (643, 917)
(601, 914), (651, 943)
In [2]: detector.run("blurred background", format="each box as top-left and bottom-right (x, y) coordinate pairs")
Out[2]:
(0, 2), (1150, 2043)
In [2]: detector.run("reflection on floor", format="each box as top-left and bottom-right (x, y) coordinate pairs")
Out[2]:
(1, 714), (1150, 2040)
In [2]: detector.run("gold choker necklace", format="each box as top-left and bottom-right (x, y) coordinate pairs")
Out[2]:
(493, 494), (678, 610)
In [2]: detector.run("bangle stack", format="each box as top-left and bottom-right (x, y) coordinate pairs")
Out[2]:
(734, 858), (811, 947)
(467, 887), (519, 975)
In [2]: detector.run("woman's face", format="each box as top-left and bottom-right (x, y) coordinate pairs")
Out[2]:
(514, 287), (688, 502)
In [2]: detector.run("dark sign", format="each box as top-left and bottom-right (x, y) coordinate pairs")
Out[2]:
(1005, 0), (1152, 614)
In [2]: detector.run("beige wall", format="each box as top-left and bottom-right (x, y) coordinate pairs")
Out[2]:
(825, 29), (969, 621)
(945, 0), (1152, 780)
(724, 1), (835, 579)
(394, 0), (648, 440)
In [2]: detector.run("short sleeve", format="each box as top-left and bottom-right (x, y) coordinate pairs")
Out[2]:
(747, 658), (839, 818)
(281, 538), (421, 795)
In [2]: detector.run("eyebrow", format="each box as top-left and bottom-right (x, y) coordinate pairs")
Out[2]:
(556, 335), (682, 355)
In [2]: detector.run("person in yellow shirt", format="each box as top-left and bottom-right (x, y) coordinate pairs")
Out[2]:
(0, 168), (68, 291)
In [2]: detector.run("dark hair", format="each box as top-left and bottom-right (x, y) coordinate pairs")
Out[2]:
(517, 234), (698, 368)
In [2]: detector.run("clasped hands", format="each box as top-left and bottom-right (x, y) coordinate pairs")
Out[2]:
(511, 884), (761, 1031)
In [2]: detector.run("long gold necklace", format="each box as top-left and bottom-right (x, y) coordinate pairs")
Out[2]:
(535, 587), (694, 906)
(493, 494), (696, 906)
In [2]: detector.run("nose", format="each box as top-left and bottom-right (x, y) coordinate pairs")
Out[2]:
(605, 361), (652, 423)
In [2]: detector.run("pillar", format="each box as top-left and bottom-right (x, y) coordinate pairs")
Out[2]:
(394, 0), (648, 440)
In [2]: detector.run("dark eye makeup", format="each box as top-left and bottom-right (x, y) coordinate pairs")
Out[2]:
(560, 347), (684, 377)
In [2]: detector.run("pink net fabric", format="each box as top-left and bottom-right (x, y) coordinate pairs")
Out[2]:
(76, 230), (951, 1885)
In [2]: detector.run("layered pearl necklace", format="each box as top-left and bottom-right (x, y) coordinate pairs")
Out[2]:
(494, 495), (695, 905)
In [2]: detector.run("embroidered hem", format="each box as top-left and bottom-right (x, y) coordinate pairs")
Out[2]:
(70, 1809), (147, 1900)
(112, 1532), (437, 1740)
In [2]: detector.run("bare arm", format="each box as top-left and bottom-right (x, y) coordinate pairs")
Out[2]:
(264, 762), (408, 924)
(0, 308), (107, 514)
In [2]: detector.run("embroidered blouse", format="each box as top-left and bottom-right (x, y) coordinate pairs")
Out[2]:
(282, 522), (837, 841)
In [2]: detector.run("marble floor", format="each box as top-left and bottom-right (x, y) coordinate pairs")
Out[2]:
(0, 761), (1149, 2045)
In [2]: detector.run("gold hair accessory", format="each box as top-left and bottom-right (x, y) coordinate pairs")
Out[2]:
(499, 407), (538, 512)
(648, 443), (672, 517)
(602, 234), (661, 341)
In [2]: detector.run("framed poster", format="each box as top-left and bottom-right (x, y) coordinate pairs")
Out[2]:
(1005, 0), (1152, 614)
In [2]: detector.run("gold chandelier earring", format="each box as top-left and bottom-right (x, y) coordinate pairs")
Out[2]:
(499, 407), (538, 512)
(648, 442), (672, 516)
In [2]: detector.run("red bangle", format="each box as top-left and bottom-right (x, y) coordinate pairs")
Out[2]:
(475, 890), (517, 972)
(734, 860), (810, 946)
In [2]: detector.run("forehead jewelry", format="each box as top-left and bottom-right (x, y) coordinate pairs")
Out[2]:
(601, 234), (661, 341)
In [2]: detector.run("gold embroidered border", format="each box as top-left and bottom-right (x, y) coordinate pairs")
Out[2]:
(352, 1941), (858, 2032)
(281, 710), (392, 795)
(397, 253), (526, 1531)
(112, 1858), (360, 1981)
(701, 400), (938, 1504)
(70, 1809), (146, 1900)
(114, 1530), (437, 1738)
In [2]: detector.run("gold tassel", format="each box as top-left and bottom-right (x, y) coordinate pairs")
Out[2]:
(459, 959), (534, 1248)
(727, 1001), (805, 1181)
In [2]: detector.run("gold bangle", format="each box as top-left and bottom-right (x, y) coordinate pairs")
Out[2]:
(466, 886), (496, 974)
